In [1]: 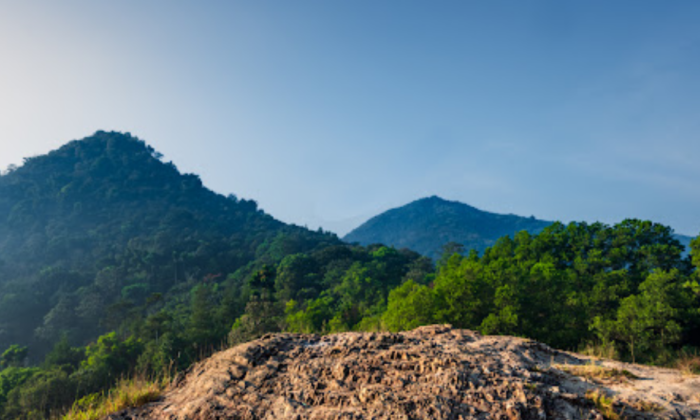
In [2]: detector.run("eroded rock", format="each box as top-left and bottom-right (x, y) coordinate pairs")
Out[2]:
(107, 326), (700, 420)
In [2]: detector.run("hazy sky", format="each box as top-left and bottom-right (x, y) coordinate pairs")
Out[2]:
(1, 1), (699, 236)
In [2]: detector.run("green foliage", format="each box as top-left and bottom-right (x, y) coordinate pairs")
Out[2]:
(692, 236), (700, 269)
(379, 220), (696, 362)
(479, 286), (518, 336)
(3, 368), (75, 420)
(0, 345), (27, 369)
(432, 254), (491, 329)
(274, 254), (320, 303)
(593, 270), (689, 362)
(80, 333), (144, 390)
(43, 336), (84, 372)
(0, 367), (39, 409)
(383, 280), (435, 332)
(187, 285), (217, 349)
(281, 246), (425, 334)
(229, 297), (283, 345)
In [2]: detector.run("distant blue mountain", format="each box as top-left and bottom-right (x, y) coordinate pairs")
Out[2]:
(343, 196), (551, 260)
(343, 196), (695, 260)
(675, 234), (694, 257)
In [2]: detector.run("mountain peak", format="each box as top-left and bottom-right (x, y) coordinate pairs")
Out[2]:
(28, 131), (153, 160)
(7, 131), (165, 184)
(413, 195), (480, 211)
(0, 131), (286, 267)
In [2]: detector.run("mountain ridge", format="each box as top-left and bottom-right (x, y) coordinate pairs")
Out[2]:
(344, 196), (695, 260)
(343, 196), (552, 259)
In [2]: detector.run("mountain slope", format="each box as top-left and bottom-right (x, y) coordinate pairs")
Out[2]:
(343, 196), (552, 259)
(676, 233), (694, 254)
(0, 131), (338, 356)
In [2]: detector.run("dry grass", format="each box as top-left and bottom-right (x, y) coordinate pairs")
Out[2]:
(585, 389), (663, 420)
(60, 376), (169, 420)
(585, 389), (620, 420)
(579, 342), (619, 361)
(559, 363), (639, 385)
(675, 351), (700, 377)
(627, 399), (663, 413)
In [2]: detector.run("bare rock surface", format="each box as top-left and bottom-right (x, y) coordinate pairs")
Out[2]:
(109, 325), (700, 419)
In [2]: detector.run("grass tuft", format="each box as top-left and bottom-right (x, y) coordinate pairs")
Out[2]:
(559, 363), (638, 385)
(585, 388), (664, 419)
(579, 342), (619, 360)
(60, 375), (169, 420)
(675, 350), (700, 376)
(628, 399), (663, 413)
(585, 389), (620, 420)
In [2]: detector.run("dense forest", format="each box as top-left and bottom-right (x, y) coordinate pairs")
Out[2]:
(0, 132), (698, 419)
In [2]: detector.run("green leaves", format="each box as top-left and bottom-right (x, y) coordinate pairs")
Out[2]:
(0, 366), (39, 409)
(384, 220), (695, 362)
(81, 333), (143, 389)
(0, 346), (27, 369)
(691, 235), (700, 272)
(593, 270), (689, 362)
(383, 280), (435, 332)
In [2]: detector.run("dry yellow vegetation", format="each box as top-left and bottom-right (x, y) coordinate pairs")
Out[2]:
(59, 376), (168, 420)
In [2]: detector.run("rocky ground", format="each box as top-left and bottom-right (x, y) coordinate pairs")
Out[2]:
(109, 325), (700, 419)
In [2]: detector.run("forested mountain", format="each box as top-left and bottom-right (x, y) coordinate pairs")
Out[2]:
(0, 132), (431, 419)
(343, 196), (552, 259)
(0, 131), (338, 358)
(343, 196), (695, 260)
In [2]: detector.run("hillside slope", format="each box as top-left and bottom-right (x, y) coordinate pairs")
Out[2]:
(0, 131), (337, 356)
(109, 325), (700, 420)
(344, 196), (552, 259)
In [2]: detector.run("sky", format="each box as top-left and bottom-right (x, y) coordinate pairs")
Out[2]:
(1, 1), (699, 237)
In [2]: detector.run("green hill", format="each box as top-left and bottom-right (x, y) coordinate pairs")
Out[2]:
(0, 131), (337, 357)
(343, 196), (552, 259)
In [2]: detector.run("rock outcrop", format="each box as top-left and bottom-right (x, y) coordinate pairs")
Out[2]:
(109, 325), (700, 419)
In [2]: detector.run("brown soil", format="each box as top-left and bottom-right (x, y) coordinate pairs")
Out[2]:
(108, 325), (700, 419)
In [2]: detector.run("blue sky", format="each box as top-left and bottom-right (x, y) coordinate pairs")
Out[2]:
(1, 1), (699, 236)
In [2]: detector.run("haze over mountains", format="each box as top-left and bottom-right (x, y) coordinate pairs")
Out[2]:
(0, 131), (337, 356)
(344, 196), (694, 260)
